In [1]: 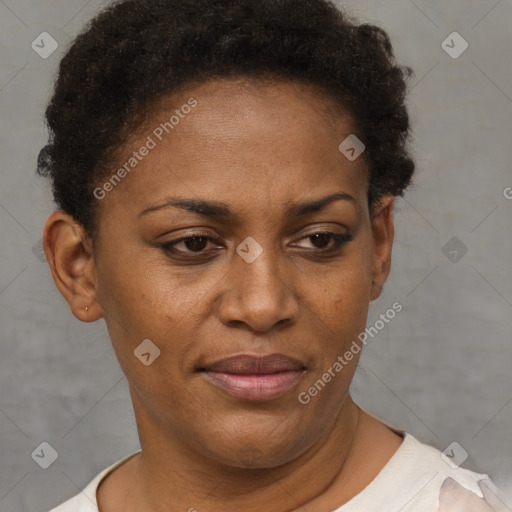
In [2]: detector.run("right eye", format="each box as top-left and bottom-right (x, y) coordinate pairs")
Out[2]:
(158, 233), (224, 259)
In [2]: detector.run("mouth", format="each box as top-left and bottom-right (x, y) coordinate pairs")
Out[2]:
(198, 353), (307, 401)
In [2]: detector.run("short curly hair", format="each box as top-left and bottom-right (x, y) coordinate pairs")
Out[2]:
(37, 0), (415, 240)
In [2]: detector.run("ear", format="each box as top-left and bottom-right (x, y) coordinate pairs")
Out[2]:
(43, 210), (102, 322)
(369, 195), (395, 301)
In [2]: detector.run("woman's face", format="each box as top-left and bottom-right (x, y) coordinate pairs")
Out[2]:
(52, 78), (394, 469)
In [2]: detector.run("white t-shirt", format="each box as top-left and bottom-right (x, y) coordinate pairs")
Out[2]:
(48, 430), (506, 512)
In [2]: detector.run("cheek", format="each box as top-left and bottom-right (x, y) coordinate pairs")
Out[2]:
(292, 252), (372, 389)
(94, 248), (214, 388)
(300, 248), (372, 328)
(296, 276), (369, 412)
(93, 253), (169, 367)
(96, 243), (177, 325)
(96, 266), (196, 420)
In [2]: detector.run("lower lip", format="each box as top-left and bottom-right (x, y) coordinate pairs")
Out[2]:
(202, 369), (305, 401)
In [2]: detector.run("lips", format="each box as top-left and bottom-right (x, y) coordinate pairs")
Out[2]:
(201, 353), (305, 374)
(199, 353), (306, 401)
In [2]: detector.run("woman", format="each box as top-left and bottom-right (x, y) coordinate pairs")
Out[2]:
(38, 0), (505, 510)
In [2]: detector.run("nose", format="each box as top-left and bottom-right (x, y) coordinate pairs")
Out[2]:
(217, 244), (300, 333)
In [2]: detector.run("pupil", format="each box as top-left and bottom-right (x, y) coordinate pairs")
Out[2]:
(186, 237), (208, 251)
(311, 233), (330, 248)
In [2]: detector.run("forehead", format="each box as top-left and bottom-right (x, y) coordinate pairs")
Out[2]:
(150, 77), (354, 141)
(96, 77), (369, 223)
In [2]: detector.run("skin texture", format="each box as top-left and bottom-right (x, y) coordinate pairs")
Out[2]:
(43, 78), (402, 512)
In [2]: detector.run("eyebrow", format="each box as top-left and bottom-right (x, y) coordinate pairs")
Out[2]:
(138, 192), (356, 219)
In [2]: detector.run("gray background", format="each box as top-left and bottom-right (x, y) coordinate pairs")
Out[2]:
(0, 0), (511, 510)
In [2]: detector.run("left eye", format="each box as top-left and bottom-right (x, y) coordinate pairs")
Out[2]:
(293, 231), (353, 250)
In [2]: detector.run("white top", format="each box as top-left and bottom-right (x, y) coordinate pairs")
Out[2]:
(49, 431), (505, 512)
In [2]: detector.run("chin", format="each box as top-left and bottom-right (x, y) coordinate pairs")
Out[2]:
(203, 428), (308, 469)
(224, 444), (293, 469)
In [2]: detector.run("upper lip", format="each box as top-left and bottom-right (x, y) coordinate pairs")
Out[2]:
(200, 353), (306, 374)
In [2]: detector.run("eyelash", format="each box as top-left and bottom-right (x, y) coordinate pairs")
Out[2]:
(158, 230), (353, 259)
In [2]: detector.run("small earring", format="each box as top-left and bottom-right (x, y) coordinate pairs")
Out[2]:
(85, 306), (89, 311)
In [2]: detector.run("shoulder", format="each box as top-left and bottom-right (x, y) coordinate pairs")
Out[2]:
(48, 492), (96, 512)
(47, 451), (141, 512)
(394, 434), (507, 511)
(403, 434), (489, 490)
(335, 416), (509, 512)
(437, 475), (508, 511)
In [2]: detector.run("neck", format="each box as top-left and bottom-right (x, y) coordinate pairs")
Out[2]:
(120, 395), (364, 512)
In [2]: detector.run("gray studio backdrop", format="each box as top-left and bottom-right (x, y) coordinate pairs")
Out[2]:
(1, 0), (511, 511)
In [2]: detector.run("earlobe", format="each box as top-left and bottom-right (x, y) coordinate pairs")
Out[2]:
(43, 210), (102, 322)
(370, 195), (395, 301)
